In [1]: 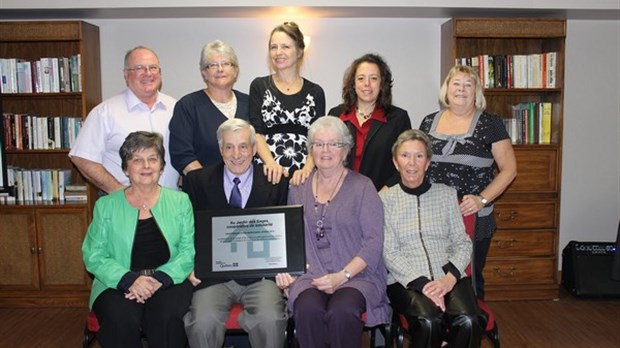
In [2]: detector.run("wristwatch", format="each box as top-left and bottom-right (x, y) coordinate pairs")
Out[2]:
(343, 269), (351, 280)
(479, 194), (489, 206)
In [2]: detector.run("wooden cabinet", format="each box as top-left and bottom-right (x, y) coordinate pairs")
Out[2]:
(441, 18), (565, 300)
(0, 21), (101, 307)
(0, 207), (90, 306)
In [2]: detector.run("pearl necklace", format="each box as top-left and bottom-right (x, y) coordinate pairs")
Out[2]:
(313, 168), (346, 240)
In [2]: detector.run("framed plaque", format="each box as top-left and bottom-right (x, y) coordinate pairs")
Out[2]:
(194, 205), (306, 279)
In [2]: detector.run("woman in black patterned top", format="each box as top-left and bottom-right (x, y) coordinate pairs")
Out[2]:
(419, 65), (517, 299)
(249, 21), (325, 185)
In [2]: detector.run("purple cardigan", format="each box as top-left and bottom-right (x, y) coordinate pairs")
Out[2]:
(287, 169), (390, 326)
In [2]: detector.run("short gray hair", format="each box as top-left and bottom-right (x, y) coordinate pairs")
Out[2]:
(216, 118), (256, 148)
(120, 131), (165, 171)
(307, 116), (353, 150)
(200, 40), (239, 71)
(391, 129), (433, 159)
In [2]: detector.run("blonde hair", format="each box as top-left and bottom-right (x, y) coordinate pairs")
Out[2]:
(438, 65), (486, 111)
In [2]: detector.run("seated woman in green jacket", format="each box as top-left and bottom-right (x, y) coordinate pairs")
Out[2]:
(82, 131), (195, 348)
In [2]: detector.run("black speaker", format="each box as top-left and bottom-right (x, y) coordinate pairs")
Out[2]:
(562, 241), (620, 297)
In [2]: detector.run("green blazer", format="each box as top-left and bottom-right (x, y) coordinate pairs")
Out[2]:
(82, 187), (195, 308)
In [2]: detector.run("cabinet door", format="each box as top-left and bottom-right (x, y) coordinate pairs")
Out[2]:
(0, 209), (39, 290)
(35, 207), (90, 290)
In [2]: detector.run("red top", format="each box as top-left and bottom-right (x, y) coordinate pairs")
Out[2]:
(340, 107), (387, 171)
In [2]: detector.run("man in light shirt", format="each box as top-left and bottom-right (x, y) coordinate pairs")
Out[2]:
(69, 46), (179, 193)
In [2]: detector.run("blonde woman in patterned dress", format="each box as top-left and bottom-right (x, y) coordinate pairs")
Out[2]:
(249, 21), (325, 185)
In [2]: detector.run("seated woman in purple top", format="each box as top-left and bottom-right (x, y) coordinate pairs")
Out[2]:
(275, 116), (390, 348)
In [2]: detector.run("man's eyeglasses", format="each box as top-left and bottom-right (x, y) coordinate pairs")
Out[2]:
(311, 142), (347, 150)
(205, 61), (235, 70)
(125, 65), (160, 74)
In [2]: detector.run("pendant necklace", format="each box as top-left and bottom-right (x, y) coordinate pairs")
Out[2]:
(275, 75), (300, 92)
(356, 105), (375, 120)
(313, 168), (346, 240)
(134, 186), (160, 211)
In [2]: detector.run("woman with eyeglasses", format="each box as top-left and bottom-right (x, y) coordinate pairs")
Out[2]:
(249, 21), (325, 186)
(275, 116), (389, 348)
(328, 53), (411, 192)
(169, 40), (249, 176)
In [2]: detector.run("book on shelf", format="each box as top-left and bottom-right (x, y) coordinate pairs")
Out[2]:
(505, 102), (553, 144)
(456, 52), (558, 89)
(6, 167), (75, 202)
(1, 113), (82, 150)
(540, 102), (552, 144)
(64, 191), (87, 201)
(65, 184), (87, 192)
(58, 169), (71, 201)
(0, 55), (82, 94)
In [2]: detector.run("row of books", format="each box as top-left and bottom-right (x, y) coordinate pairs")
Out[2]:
(4, 166), (87, 203)
(455, 52), (557, 89)
(0, 55), (82, 94)
(2, 112), (82, 150)
(502, 102), (553, 145)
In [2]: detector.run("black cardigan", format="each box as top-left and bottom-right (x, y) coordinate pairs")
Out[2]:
(328, 104), (412, 190)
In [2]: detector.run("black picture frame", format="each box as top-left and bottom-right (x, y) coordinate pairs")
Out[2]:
(194, 205), (306, 279)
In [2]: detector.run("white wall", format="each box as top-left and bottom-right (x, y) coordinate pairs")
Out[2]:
(561, 20), (620, 249)
(91, 17), (443, 124)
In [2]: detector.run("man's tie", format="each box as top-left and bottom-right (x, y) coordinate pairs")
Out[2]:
(230, 177), (242, 208)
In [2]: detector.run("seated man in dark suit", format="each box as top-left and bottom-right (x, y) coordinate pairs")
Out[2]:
(182, 118), (289, 348)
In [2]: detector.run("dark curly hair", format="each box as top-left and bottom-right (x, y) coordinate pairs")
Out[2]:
(341, 53), (393, 114)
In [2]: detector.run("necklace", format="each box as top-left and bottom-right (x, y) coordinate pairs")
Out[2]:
(356, 106), (374, 120)
(313, 168), (346, 240)
(274, 75), (301, 92)
(130, 186), (160, 211)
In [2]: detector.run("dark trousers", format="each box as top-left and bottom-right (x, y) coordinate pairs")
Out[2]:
(387, 277), (480, 348)
(293, 287), (366, 348)
(473, 237), (491, 299)
(93, 281), (193, 348)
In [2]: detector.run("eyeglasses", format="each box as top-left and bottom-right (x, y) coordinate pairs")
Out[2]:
(125, 65), (161, 74)
(205, 61), (234, 70)
(311, 142), (347, 150)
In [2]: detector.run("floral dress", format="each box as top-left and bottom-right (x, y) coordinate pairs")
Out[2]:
(249, 76), (325, 172)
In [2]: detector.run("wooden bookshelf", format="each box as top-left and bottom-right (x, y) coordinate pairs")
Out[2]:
(442, 18), (566, 300)
(0, 21), (101, 307)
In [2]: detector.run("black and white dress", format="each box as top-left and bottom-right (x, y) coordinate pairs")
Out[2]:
(249, 76), (325, 173)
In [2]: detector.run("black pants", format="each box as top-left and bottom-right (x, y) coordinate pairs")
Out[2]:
(93, 281), (193, 348)
(474, 237), (492, 299)
(387, 277), (481, 348)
